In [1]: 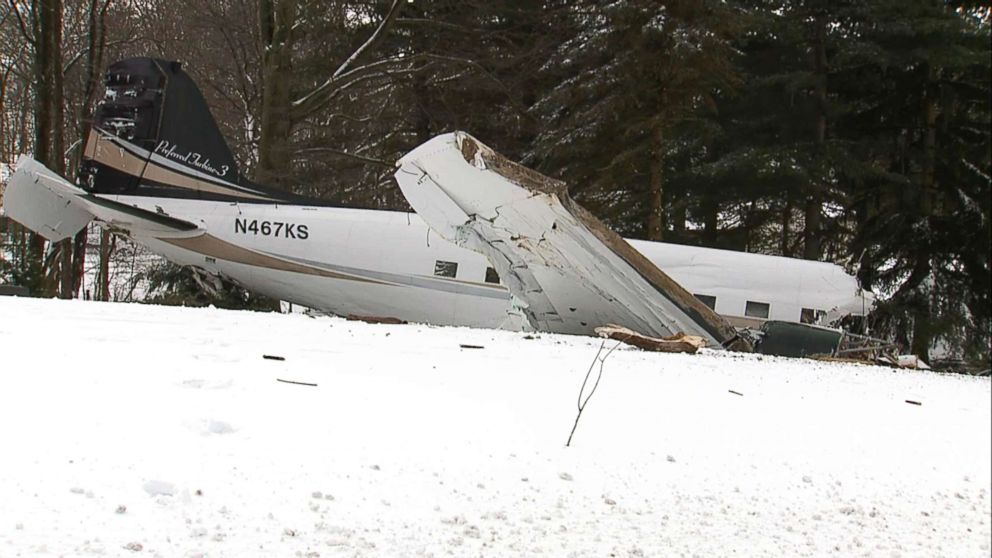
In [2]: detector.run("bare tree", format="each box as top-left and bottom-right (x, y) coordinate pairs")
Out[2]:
(256, 0), (405, 187)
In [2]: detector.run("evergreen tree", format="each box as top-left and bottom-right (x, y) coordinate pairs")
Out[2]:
(684, 0), (870, 257)
(843, 0), (990, 364)
(528, 0), (744, 239)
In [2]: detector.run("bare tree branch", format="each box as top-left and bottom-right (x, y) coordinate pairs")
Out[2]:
(63, 37), (140, 75)
(6, 0), (34, 45)
(290, 51), (498, 121)
(291, 0), (404, 118)
(395, 17), (479, 34)
(292, 146), (392, 168)
(330, 0), (403, 81)
(0, 5), (13, 28)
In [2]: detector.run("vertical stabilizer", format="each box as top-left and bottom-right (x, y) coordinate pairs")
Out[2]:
(77, 58), (299, 203)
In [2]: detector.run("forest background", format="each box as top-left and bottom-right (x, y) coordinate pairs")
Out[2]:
(0, 0), (988, 369)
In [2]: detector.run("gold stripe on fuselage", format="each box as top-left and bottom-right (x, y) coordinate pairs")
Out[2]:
(160, 234), (391, 285)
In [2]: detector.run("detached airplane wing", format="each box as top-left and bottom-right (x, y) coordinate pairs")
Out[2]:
(395, 132), (749, 350)
(2, 155), (199, 241)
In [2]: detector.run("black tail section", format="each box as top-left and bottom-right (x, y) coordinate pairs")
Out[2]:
(79, 58), (308, 204)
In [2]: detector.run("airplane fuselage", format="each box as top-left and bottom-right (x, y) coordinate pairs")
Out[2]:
(111, 195), (523, 329)
(2, 58), (871, 343)
(106, 194), (866, 332)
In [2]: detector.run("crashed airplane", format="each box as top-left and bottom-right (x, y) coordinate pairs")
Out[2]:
(1, 58), (872, 351)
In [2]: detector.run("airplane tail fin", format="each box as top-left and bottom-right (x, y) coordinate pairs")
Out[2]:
(78, 58), (284, 203)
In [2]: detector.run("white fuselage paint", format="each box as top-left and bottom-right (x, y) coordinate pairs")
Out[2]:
(627, 240), (871, 325)
(108, 195), (868, 331)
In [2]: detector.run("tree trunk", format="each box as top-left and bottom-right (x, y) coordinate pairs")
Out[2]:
(413, 72), (432, 145)
(26, 1), (47, 295)
(80, 0), (108, 156)
(98, 229), (112, 301)
(33, 0), (65, 175)
(69, 0), (111, 298)
(908, 254), (933, 361)
(921, 66), (938, 219)
(911, 66), (940, 363)
(29, 0), (65, 297)
(53, 5), (71, 300)
(672, 202), (687, 240)
(781, 188), (793, 257)
(743, 202), (754, 252)
(803, 12), (827, 261)
(58, 239), (72, 297)
(646, 125), (665, 241)
(802, 194), (822, 259)
(702, 199), (718, 245)
(910, 301), (932, 362)
(256, 0), (296, 188)
(0, 66), (9, 160)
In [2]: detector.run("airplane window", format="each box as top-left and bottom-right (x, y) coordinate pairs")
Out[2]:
(694, 294), (717, 310)
(801, 308), (826, 324)
(745, 301), (770, 319)
(434, 260), (458, 278)
(485, 267), (500, 284)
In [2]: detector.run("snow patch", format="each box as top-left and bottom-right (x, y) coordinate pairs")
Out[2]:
(142, 480), (176, 497)
(203, 419), (235, 435)
(0, 297), (988, 556)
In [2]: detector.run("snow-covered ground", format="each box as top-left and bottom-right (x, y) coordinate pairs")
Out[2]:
(0, 297), (989, 557)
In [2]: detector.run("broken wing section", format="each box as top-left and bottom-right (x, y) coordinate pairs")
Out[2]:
(395, 132), (749, 350)
(2, 155), (199, 240)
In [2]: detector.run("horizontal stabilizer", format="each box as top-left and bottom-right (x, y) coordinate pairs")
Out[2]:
(395, 132), (749, 350)
(2, 156), (199, 239)
(3, 156), (93, 241)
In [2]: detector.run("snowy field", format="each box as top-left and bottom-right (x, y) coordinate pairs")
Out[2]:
(0, 297), (989, 557)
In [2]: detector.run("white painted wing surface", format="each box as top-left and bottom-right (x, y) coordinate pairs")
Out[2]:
(394, 132), (746, 349)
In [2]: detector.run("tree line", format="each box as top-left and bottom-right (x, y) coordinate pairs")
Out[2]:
(0, 0), (988, 368)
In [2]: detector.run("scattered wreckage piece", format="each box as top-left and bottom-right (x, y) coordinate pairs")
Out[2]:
(755, 321), (845, 358)
(877, 354), (932, 371)
(276, 378), (318, 387)
(394, 132), (750, 351)
(594, 324), (707, 354)
(345, 314), (408, 325)
(829, 329), (931, 369)
(757, 320), (932, 370)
